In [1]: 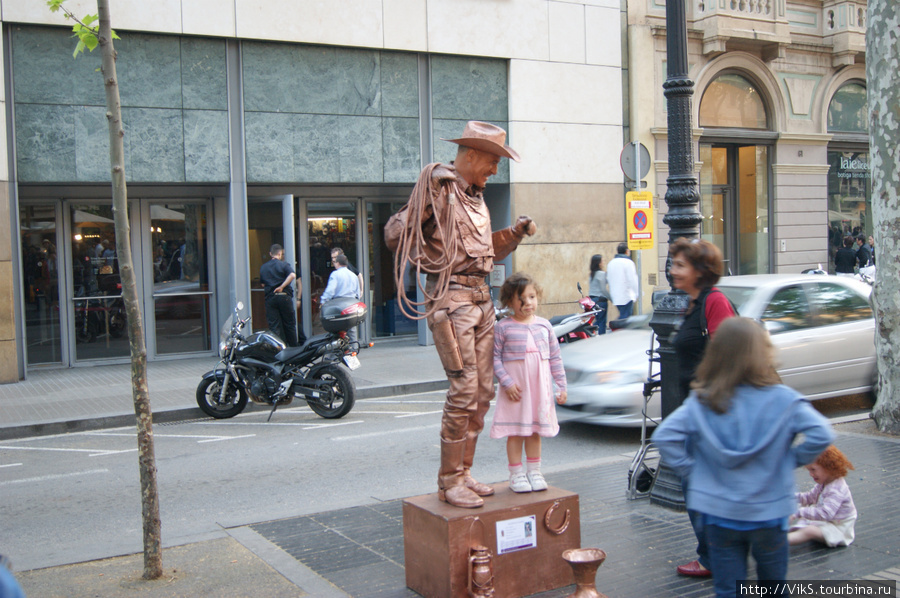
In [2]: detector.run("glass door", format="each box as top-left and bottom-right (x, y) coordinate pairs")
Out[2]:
(699, 144), (770, 275)
(69, 204), (130, 361)
(307, 202), (358, 336)
(248, 197), (296, 336)
(148, 202), (213, 355)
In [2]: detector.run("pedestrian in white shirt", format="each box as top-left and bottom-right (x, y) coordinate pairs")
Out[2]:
(606, 242), (638, 319)
(320, 254), (361, 344)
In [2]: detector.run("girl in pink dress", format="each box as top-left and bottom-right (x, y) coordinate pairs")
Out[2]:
(491, 273), (567, 493)
(789, 445), (857, 546)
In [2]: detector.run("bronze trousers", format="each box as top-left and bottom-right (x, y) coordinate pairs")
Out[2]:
(434, 301), (496, 487)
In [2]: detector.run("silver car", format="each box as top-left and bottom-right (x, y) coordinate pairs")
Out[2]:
(557, 274), (875, 427)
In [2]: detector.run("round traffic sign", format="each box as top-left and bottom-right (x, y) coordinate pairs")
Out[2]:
(633, 210), (648, 231)
(620, 142), (651, 181)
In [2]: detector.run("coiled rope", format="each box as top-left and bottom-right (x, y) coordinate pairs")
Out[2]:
(392, 164), (462, 320)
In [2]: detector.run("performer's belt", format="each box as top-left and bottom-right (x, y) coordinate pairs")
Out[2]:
(448, 283), (491, 304)
(449, 274), (488, 287)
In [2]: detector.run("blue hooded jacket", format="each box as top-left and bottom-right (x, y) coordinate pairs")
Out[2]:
(652, 384), (834, 522)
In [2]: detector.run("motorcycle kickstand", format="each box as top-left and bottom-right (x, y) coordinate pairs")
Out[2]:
(266, 401), (279, 422)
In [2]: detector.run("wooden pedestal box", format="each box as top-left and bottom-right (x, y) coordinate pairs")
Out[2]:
(403, 485), (580, 598)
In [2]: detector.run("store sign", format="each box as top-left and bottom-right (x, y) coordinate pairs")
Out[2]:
(837, 156), (870, 180)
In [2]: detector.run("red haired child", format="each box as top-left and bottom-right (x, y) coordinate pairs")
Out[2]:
(788, 445), (857, 546)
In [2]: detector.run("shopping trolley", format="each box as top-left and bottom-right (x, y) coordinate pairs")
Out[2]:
(626, 331), (662, 500)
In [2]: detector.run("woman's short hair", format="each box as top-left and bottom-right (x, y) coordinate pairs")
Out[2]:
(692, 317), (781, 413)
(590, 254), (604, 275)
(669, 238), (724, 290)
(843, 235), (854, 248)
(499, 272), (542, 307)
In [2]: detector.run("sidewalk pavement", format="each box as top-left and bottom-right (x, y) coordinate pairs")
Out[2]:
(0, 336), (448, 441)
(3, 342), (900, 597)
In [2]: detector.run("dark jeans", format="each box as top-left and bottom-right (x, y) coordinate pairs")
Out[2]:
(265, 293), (303, 347)
(706, 523), (789, 598)
(589, 297), (608, 334)
(682, 478), (710, 571)
(615, 300), (634, 320)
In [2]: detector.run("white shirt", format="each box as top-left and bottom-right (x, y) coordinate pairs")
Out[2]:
(606, 254), (638, 305)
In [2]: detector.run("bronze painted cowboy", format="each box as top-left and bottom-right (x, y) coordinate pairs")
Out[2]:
(385, 121), (536, 508)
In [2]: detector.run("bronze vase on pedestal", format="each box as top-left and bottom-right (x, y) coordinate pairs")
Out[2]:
(561, 548), (608, 598)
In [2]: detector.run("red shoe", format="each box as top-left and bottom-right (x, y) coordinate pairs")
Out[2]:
(676, 560), (711, 577)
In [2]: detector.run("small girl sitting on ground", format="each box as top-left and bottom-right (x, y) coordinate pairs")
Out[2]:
(491, 273), (567, 493)
(788, 445), (857, 547)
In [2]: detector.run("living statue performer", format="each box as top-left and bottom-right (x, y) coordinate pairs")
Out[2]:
(385, 121), (536, 508)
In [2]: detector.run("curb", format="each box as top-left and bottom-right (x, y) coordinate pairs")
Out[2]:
(0, 379), (449, 441)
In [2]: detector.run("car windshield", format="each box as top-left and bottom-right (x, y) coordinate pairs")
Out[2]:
(716, 286), (755, 314)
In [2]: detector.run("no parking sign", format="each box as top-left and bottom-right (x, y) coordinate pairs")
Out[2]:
(626, 191), (655, 251)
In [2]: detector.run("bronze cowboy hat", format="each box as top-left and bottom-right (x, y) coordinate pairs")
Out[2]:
(442, 121), (521, 162)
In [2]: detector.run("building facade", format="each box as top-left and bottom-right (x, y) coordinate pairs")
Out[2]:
(1, 1), (627, 382)
(626, 0), (869, 280)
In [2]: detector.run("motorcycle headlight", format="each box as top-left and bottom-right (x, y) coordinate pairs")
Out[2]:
(219, 340), (229, 357)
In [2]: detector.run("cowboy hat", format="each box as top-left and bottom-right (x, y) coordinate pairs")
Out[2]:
(442, 121), (521, 162)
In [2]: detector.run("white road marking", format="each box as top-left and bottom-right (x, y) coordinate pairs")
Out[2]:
(197, 419), (364, 429)
(332, 423), (441, 441)
(88, 431), (257, 443)
(395, 410), (444, 418)
(0, 468), (109, 487)
(0, 446), (136, 457)
(0, 463), (23, 469)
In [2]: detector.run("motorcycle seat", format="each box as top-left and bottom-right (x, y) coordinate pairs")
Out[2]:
(275, 333), (330, 362)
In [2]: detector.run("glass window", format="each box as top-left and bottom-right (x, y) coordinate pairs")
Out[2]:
(828, 83), (867, 133)
(699, 74), (768, 129)
(826, 150), (871, 273)
(810, 282), (872, 326)
(761, 286), (812, 333)
(20, 205), (62, 364)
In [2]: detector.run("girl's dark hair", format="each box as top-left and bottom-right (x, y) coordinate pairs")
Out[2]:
(843, 235), (854, 248)
(590, 254), (604, 276)
(692, 317), (782, 413)
(669, 238), (725, 290)
(499, 272), (542, 307)
(815, 445), (855, 479)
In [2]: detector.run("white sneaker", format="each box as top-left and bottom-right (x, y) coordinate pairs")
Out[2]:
(509, 472), (532, 493)
(527, 471), (548, 491)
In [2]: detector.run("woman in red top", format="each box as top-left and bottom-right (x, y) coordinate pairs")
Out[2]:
(667, 237), (737, 578)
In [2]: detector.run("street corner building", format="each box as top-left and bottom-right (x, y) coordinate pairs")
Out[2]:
(0, 0), (872, 385)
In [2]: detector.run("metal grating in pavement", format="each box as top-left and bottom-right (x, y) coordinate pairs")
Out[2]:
(251, 433), (900, 597)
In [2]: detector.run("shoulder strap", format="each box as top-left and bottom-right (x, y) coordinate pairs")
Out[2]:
(700, 287), (738, 337)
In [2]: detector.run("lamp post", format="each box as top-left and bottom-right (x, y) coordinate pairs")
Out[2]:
(648, 0), (702, 510)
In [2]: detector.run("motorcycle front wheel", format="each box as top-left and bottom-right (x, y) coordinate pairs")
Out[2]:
(307, 364), (356, 419)
(196, 376), (248, 419)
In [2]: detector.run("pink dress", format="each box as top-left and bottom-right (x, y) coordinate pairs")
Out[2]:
(490, 326), (560, 438)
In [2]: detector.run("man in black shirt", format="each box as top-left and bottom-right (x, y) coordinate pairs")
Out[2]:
(259, 244), (305, 346)
(856, 235), (872, 269)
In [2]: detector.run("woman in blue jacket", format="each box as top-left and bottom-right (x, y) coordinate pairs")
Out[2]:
(652, 317), (833, 598)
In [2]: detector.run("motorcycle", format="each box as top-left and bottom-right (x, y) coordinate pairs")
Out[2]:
(549, 283), (605, 344)
(196, 297), (367, 421)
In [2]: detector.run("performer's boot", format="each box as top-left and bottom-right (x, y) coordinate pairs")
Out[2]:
(438, 438), (484, 508)
(462, 431), (494, 497)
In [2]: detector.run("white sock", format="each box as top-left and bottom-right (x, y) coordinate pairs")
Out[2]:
(526, 458), (541, 473)
(508, 463), (524, 475)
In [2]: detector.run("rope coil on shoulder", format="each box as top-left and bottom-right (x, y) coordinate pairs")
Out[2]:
(392, 164), (461, 320)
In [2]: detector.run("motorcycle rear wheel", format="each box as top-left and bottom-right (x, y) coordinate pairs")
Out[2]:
(307, 364), (355, 419)
(196, 376), (248, 419)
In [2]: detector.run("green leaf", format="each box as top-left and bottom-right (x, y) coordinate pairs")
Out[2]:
(73, 38), (85, 58)
(82, 14), (98, 26)
(47, 0), (64, 13)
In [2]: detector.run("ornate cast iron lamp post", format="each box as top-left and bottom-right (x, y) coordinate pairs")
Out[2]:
(648, 0), (703, 509)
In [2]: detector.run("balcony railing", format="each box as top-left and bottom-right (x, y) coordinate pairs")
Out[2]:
(694, 0), (791, 59)
(823, 1), (866, 66)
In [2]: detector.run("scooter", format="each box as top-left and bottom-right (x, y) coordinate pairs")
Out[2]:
(549, 283), (605, 344)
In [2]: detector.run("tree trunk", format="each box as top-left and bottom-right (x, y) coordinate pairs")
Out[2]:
(867, 0), (900, 434)
(97, 0), (163, 578)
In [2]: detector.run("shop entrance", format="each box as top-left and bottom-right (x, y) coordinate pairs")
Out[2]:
(19, 199), (214, 368)
(699, 144), (771, 275)
(306, 202), (360, 337)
